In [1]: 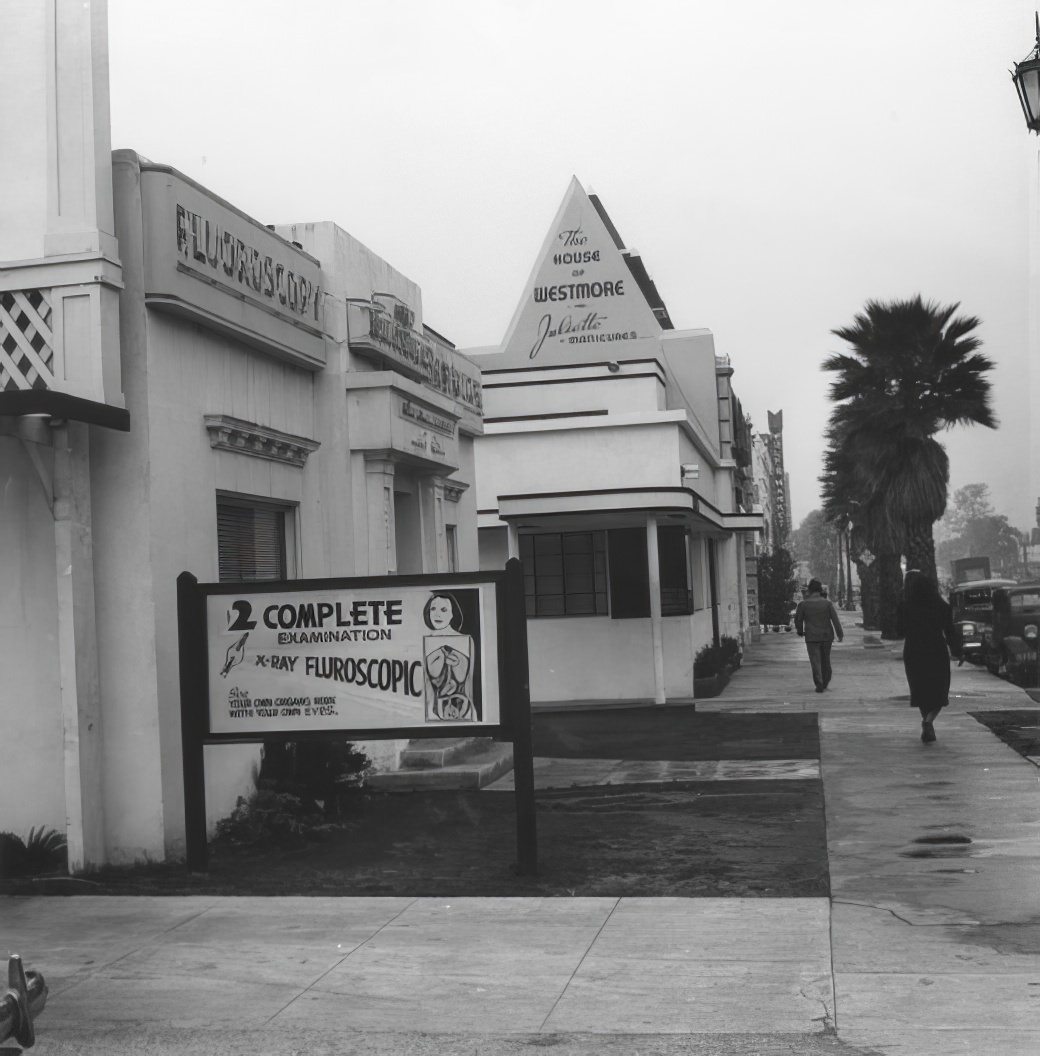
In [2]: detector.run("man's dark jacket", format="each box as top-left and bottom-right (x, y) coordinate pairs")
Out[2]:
(794, 594), (844, 642)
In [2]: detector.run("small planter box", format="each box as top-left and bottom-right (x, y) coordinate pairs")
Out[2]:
(693, 668), (731, 698)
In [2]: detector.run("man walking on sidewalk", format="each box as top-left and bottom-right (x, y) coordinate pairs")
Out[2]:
(795, 579), (844, 692)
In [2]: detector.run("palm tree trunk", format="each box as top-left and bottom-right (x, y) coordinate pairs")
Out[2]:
(836, 532), (845, 606)
(857, 559), (877, 629)
(878, 552), (903, 639)
(845, 527), (854, 609)
(904, 521), (937, 581)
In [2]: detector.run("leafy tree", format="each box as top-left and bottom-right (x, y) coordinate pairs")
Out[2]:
(936, 484), (1024, 577)
(940, 483), (994, 538)
(821, 296), (996, 629)
(791, 510), (839, 593)
(758, 547), (798, 626)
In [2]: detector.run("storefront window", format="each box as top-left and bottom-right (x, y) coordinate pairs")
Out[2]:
(520, 531), (608, 616)
(446, 524), (459, 572)
(606, 527), (651, 618)
(521, 526), (692, 618)
(605, 526), (692, 618)
(216, 497), (291, 582)
(658, 526), (693, 616)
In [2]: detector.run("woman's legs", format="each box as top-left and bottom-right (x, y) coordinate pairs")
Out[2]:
(918, 702), (942, 741)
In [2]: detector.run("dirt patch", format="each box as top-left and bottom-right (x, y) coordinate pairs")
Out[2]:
(4, 710), (828, 898)
(970, 709), (1040, 761)
(27, 780), (824, 898)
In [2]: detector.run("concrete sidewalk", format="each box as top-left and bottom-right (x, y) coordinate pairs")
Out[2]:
(708, 618), (1040, 1055)
(4, 617), (1039, 1055)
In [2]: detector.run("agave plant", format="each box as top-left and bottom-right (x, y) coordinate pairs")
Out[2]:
(0, 826), (67, 878)
(0, 832), (27, 878)
(23, 826), (68, 874)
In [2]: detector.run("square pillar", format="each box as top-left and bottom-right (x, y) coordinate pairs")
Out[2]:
(364, 457), (397, 575)
(422, 477), (451, 572)
(53, 422), (105, 870)
(645, 514), (666, 705)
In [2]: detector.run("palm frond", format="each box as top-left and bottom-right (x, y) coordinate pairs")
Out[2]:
(821, 294), (993, 564)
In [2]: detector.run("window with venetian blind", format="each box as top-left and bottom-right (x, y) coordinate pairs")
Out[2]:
(216, 498), (290, 582)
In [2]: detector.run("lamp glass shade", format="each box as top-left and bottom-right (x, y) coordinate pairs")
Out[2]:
(1015, 58), (1040, 131)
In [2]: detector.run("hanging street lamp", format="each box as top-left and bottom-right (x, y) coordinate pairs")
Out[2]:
(1012, 13), (1040, 133)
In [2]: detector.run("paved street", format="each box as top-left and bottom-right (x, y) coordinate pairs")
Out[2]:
(4, 617), (1039, 1055)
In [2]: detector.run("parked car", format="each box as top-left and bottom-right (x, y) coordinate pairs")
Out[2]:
(985, 582), (1040, 684)
(948, 578), (1017, 665)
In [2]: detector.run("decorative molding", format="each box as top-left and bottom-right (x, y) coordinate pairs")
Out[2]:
(203, 414), (319, 467)
(442, 479), (469, 504)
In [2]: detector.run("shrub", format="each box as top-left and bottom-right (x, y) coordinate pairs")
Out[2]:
(0, 832), (26, 878)
(0, 826), (68, 878)
(258, 740), (372, 816)
(212, 790), (342, 847)
(719, 635), (742, 669)
(694, 642), (725, 678)
(214, 741), (374, 847)
(694, 637), (743, 678)
(758, 547), (798, 626)
(692, 633), (743, 675)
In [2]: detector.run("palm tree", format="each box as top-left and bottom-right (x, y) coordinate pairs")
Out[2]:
(823, 295), (996, 587)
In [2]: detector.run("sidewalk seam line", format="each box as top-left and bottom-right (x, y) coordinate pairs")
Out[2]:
(76, 903), (224, 976)
(819, 718), (839, 1036)
(536, 896), (621, 1032)
(261, 897), (420, 1025)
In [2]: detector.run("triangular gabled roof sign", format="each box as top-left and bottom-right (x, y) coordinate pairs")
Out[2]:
(497, 177), (664, 366)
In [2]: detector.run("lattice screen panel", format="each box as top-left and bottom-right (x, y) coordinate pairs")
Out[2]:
(0, 289), (55, 392)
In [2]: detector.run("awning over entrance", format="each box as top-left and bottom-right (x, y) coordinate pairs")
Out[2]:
(483, 487), (763, 535)
(0, 389), (130, 431)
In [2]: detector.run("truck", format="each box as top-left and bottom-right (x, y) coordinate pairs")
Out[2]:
(951, 556), (991, 585)
(948, 577), (1017, 665)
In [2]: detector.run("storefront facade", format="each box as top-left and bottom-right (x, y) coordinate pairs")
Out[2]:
(1, 44), (482, 869)
(468, 179), (761, 706)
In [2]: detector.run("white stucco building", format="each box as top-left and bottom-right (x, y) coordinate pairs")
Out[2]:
(467, 180), (762, 706)
(0, 3), (483, 867)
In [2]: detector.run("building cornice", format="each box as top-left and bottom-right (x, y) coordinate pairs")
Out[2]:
(204, 414), (320, 467)
(483, 409), (723, 469)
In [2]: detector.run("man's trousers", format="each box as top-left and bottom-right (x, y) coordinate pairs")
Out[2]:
(806, 640), (833, 689)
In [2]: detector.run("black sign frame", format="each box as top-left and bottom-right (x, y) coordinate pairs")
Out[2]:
(177, 558), (535, 873)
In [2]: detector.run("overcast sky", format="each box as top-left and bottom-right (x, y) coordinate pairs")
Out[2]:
(107, 0), (1038, 531)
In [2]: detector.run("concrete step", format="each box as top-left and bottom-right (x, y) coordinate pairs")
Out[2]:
(367, 740), (514, 791)
(398, 736), (495, 769)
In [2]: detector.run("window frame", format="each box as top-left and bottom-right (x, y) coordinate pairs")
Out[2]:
(445, 523), (459, 573)
(216, 493), (297, 583)
(519, 530), (608, 617)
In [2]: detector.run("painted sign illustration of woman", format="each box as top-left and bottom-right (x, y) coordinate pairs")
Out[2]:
(423, 591), (476, 722)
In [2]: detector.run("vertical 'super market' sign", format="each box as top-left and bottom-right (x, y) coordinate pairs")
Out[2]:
(207, 581), (500, 734)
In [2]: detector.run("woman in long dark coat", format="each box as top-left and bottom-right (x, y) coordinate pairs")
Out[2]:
(896, 570), (956, 743)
